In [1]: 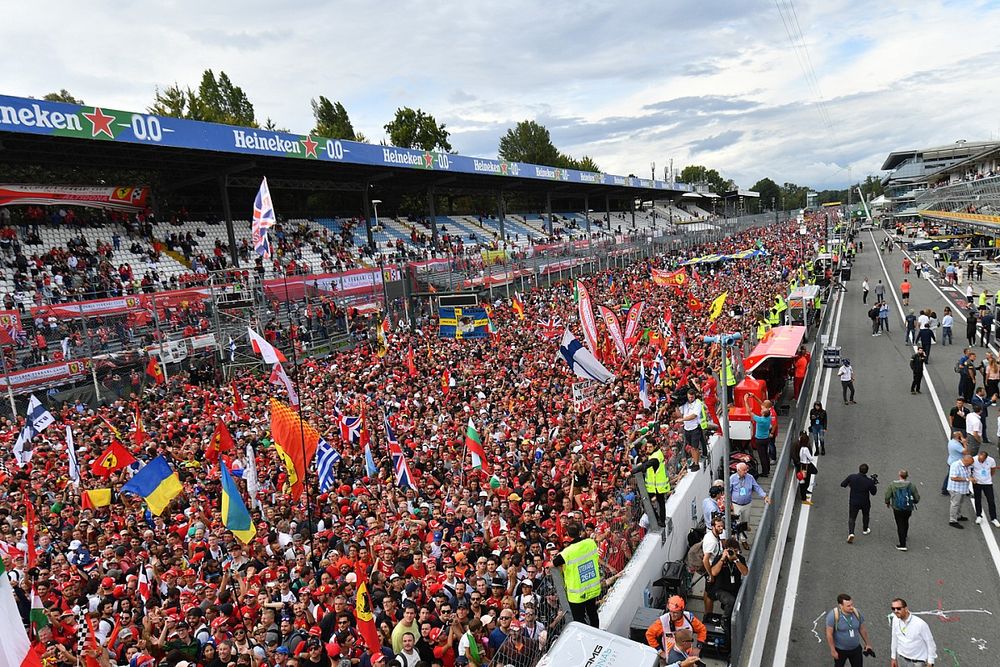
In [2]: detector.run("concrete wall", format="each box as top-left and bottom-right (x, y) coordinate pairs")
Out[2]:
(599, 434), (725, 636)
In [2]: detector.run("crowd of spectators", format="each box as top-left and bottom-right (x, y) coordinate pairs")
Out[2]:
(2, 215), (818, 667)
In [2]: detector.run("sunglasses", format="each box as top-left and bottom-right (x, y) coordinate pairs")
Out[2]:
(891, 606), (905, 611)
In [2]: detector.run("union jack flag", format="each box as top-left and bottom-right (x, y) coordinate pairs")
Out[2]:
(536, 316), (563, 340)
(252, 177), (276, 259)
(339, 414), (363, 444)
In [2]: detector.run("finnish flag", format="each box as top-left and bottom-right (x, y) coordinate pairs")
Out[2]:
(558, 329), (614, 384)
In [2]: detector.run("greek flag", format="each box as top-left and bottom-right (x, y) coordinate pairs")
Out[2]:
(251, 177), (276, 259)
(315, 438), (341, 493)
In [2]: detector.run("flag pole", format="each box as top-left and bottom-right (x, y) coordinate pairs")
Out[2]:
(282, 268), (318, 573)
(0, 347), (16, 416)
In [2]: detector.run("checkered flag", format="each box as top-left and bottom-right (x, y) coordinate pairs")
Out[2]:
(76, 607), (88, 654)
(0, 456), (10, 484)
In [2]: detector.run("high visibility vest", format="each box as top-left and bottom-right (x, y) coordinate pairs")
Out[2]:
(775, 296), (787, 313)
(724, 356), (737, 387)
(644, 449), (671, 495)
(980, 292), (988, 307)
(700, 402), (711, 429)
(560, 538), (601, 603)
(768, 309), (780, 326)
(757, 320), (769, 340)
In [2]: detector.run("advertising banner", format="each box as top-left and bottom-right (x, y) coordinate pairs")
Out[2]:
(0, 184), (150, 211)
(0, 95), (692, 194)
(438, 307), (489, 339)
(0, 359), (90, 393)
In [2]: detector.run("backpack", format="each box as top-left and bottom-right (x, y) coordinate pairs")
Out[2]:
(686, 541), (707, 575)
(892, 483), (915, 511)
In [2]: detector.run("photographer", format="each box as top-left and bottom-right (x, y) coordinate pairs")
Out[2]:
(706, 538), (748, 621)
(840, 464), (878, 544)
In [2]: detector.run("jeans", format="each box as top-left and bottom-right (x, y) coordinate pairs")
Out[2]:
(880, 316), (889, 331)
(949, 490), (970, 522)
(810, 426), (826, 453)
(943, 326), (952, 344)
(893, 509), (911, 547)
(973, 483), (997, 521)
(848, 504), (870, 534)
(833, 644), (863, 667)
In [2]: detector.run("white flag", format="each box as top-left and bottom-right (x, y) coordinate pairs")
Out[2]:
(247, 327), (285, 365)
(244, 444), (261, 509)
(66, 425), (80, 485)
(557, 329), (614, 385)
(27, 394), (54, 433)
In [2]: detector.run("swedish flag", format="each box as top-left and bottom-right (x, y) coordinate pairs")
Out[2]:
(438, 307), (489, 339)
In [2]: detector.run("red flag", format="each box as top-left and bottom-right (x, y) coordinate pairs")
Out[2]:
(83, 615), (101, 667)
(25, 498), (37, 569)
(132, 403), (148, 446)
(355, 573), (381, 652)
(145, 356), (165, 384)
(207, 419), (235, 463)
(406, 346), (417, 377)
(687, 295), (704, 312)
(231, 381), (245, 416)
(91, 440), (137, 477)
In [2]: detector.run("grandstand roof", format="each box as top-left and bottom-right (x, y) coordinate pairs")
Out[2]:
(0, 94), (691, 201)
(880, 140), (1000, 171)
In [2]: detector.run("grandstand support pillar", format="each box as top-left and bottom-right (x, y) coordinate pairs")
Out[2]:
(77, 303), (102, 403)
(218, 176), (240, 268)
(584, 194), (592, 258)
(427, 187), (438, 248)
(604, 194), (610, 231)
(497, 191), (506, 241)
(546, 192), (553, 236)
(362, 186), (375, 252)
(630, 198), (635, 229)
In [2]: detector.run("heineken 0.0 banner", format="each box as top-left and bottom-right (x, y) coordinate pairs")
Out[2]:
(0, 184), (150, 211)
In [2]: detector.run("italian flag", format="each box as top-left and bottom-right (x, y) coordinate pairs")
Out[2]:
(0, 560), (42, 667)
(29, 588), (47, 635)
(465, 418), (490, 474)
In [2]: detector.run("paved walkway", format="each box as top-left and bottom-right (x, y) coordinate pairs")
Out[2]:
(759, 230), (1000, 666)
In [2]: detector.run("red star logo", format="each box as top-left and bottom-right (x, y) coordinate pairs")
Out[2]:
(83, 107), (115, 138)
(423, 152), (434, 168)
(301, 135), (318, 158)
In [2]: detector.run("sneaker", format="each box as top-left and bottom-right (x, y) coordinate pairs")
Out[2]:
(896, 545), (908, 551)
(976, 517), (983, 525)
(958, 516), (970, 521)
(993, 519), (1000, 528)
(949, 521), (965, 529)
(863, 529), (871, 535)
(849, 400), (857, 404)
(688, 463), (700, 472)
(847, 534), (855, 543)
(802, 500), (813, 506)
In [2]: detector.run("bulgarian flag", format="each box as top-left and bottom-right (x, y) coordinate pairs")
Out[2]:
(465, 418), (490, 474)
(0, 559), (43, 667)
(29, 587), (47, 636)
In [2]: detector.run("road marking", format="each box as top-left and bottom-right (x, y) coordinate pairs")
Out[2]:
(887, 236), (1000, 578)
(770, 281), (846, 667)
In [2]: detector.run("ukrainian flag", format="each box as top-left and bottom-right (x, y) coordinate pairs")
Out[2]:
(220, 462), (256, 544)
(121, 455), (183, 516)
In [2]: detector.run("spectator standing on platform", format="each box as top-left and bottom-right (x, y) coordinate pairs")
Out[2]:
(890, 598), (937, 667)
(729, 463), (772, 550)
(972, 449), (999, 527)
(886, 470), (920, 551)
(838, 359), (856, 405)
(910, 348), (926, 394)
(825, 594), (873, 667)
(947, 454), (975, 528)
(744, 395), (774, 477)
(552, 522), (601, 627)
(841, 464), (878, 543)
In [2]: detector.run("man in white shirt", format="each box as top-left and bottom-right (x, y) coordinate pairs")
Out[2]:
(677, 388), (706, 471)
(972, 449), (999, 527)
(890, 598), (937, 666)
(837, 359), (856, 404)
(941, 309), (954, 345)
(965, 404), (983, 450)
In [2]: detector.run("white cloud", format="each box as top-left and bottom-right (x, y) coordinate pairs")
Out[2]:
(3, 0), (1000, 189)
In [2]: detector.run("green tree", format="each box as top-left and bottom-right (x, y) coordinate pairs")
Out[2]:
(149, 70), (257, 127)
(384, 107), (451, 151)
(751, 177), (781, 209)
(263, 117), (289, 133)
(311, 96), (355, 140)
(780, 182), (810, 209)
(574, 155), (601, 173)
(43, 89), (84, 104)
(499, 120), (561, 166)
(679, 164), (729, 194)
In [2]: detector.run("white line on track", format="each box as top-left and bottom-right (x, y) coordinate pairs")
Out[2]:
(770, 279), (846, 666)
(888, 236), (1000, 577)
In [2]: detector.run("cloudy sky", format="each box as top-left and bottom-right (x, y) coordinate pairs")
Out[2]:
(5, 0), (1000, 189)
